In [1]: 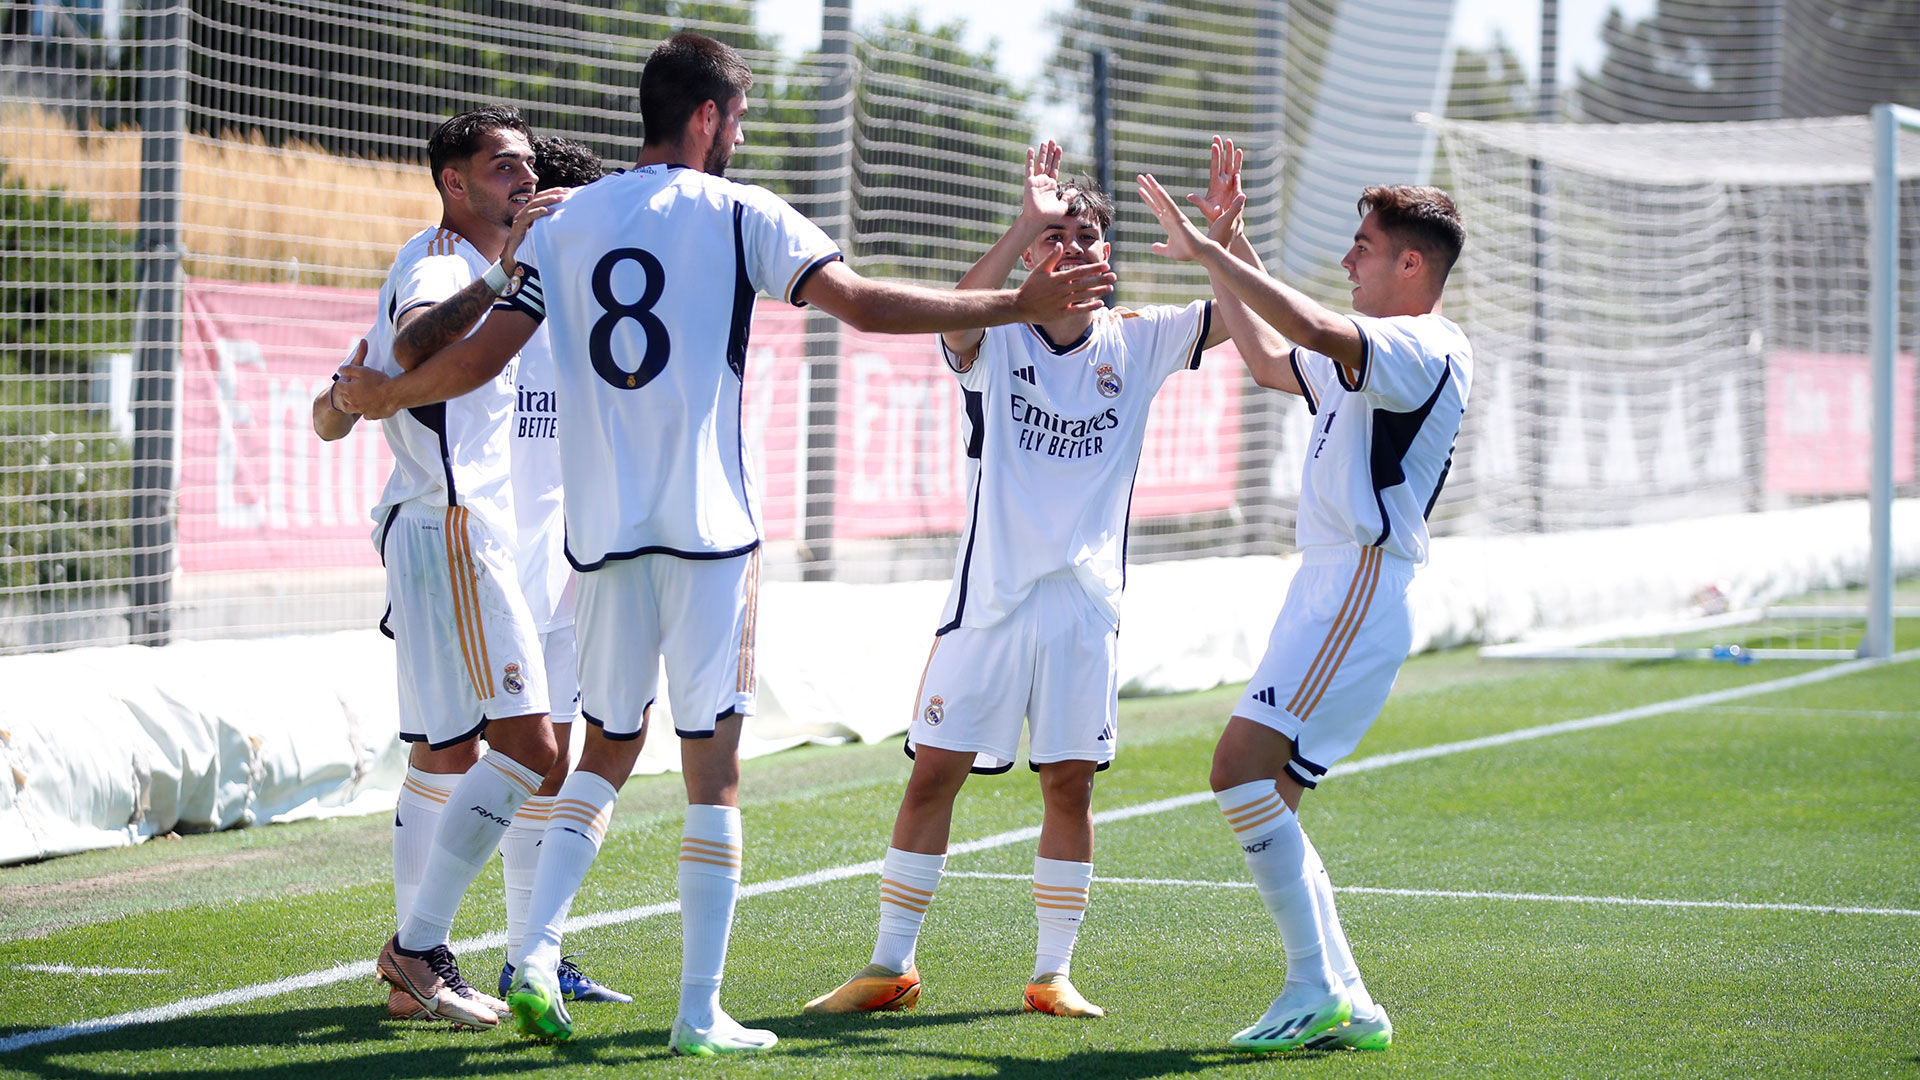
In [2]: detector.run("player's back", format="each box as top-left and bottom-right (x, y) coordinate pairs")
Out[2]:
(512, 164), (838, 568)
(367, 225), (516, 545)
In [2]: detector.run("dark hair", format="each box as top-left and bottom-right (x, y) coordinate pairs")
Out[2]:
(427, 104), (530, 194)
(532, 136), (605, 190)
(1057, 174), (1115, 233)
(1358, 185), (1465, 282)
(641, 32), (753, 147)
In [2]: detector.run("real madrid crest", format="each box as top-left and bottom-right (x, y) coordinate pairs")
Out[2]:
(923, 695), (946, 726)
(1094, 362), (1123, 398)
(503, 661), (525, 696)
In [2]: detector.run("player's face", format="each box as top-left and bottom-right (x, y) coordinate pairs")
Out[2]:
(1023, 211), (1108, 271)
(1341, 211), (1403, 318)
(704, 95), (748, 177)
(455, 128), (538, 229)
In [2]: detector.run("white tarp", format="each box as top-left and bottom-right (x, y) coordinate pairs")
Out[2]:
(2, 498), (1912, 865)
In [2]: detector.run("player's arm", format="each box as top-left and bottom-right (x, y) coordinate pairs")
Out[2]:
(336, 310), (537, 420)
(1138, 170), (1362, 379)
(1182, 137), (1302, 395)
(312, 338), (364, 440)
(942, 141), (1071, 367)
(391, 190), (564, 370)
(798, 246), (1112, 336)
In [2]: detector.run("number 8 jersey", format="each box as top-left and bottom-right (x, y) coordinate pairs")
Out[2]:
(497, 164), (841, 568)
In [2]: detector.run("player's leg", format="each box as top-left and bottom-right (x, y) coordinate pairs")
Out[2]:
(650, 550), (776, 1055)
(1216, 547), (1413, 1052)
(498, 626), (630, 1005)
(1297, 832), (1392, 1051)
(1026, 760), (1103, 1018)
(801, 745), (969, 1016)
(507, 558), (658, 1041)
(806, 623), (1030, 1016)
(1021, 580), (1116, 1018)
(378, 504), (551, 1027)
(395, 739), (478, 931)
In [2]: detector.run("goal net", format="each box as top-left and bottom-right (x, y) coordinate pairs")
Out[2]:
(1430, 113), (1920, 659)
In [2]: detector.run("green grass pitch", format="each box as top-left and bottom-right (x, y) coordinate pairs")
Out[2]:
(2, 619), (1916, 1078)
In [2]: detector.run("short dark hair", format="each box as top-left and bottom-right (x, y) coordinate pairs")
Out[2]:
(1057, 174), (1115, 233)
(427, 104), (530, 194)
(640, 32), (753, 147)
(1358, 185), (1465, 282)
(532, 136), (605, 190)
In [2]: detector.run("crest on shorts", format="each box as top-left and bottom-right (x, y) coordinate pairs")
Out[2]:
(923, 695), (945, 727)
(1094, 363), (1122, 398)
(502, 662), (525, 696)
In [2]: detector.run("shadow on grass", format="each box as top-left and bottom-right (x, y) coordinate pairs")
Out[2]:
(2, 1004), (1317, 1080)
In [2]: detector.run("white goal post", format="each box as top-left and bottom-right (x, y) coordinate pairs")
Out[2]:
(1866, 102), (1920, 659)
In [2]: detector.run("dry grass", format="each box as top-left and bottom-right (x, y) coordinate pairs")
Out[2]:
(2, 105), (441, 287)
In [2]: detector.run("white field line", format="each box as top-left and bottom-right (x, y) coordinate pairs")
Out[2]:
(3, 646), (1913, 1055)
(943, 872), (1920, 918)
(16, 964), (172, 976)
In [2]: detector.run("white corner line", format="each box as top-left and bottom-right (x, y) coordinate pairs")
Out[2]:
(5, 647), (1913, 1055)
(942, 872), (1920, 918)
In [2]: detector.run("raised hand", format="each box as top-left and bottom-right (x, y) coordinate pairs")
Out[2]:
(1187, 136), (1248, 245)
(501, 188), (569, 275)
(1014, 241), (1114, 319)
(1137, 172), (1211, 263)
(1022, 140), (1070, 222)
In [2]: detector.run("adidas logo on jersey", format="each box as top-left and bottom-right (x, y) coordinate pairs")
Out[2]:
(1253, 686), (1278, 707)
(1013, 365), (1036, 383)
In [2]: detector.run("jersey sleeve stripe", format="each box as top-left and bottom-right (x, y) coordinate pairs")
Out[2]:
(1335, 316), (1370, 393)
(785, 251), (844, 306)
(1288, 347), (1318, 414)
(1185, 299), (1213, 370)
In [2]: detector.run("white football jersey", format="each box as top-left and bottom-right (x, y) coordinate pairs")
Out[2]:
(1289, 312), (1472, 565)
(511, 324), (572, 632)
(935, 301), (1213, 632)
(499, 164), (840, 567)
(368, 226), (518, 547)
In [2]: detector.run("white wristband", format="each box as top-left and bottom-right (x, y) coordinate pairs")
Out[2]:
(482, 260), (511, 296)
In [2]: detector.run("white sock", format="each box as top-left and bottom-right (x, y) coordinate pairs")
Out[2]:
(397, 752), (542, 952)
(677, 803), (743, 1030)
(501, 794), (554, 967)
(872, 847), (946, 973)
(519, 770), (617, 975)
(1215, 780), (1340, 994)
(1032, 856), (1094, 981)
(1301, 831), (1375, 1015)
(394, 767), (456, 931)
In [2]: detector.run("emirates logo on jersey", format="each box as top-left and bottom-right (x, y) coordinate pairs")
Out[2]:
(923, 695), (946, 727)
(1094, 363), (1123, 398)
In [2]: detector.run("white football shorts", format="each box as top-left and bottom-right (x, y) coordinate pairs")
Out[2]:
(1235, 545), (1416, 789)
(541, 622), (579, 725)
(907, 570), (1118, 774)
(380, 502), (549, 748)
(575, 549), (759, 740)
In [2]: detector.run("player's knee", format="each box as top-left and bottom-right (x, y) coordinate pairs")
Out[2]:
(1036, 763), (1095, 811)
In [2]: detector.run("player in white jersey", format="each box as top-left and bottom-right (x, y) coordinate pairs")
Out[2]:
(343, 33), (1113, 1055)
(315, 105), (558, 1030)
(1139, 140), (1469, 1053)
(805, 143), (1262, 1022)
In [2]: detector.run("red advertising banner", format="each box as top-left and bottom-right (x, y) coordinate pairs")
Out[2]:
(177, 281), (1245, 571)
(178, 279), (389, 573)
(1766, 350), (1916, 495)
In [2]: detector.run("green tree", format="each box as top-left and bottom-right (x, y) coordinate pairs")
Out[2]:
(1448, 31), (1537, 122)
(1575, 0), (1920, 122)
(0, 170), (134, 597)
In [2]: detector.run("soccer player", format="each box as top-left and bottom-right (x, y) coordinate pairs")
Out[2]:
(803, 142), (1255, 1021)
(312, 104), (558, 1029)
(1137, 141), (1469, 1052)
(341, 32), (1112, 1055)
(331, 136), (627, 1014)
